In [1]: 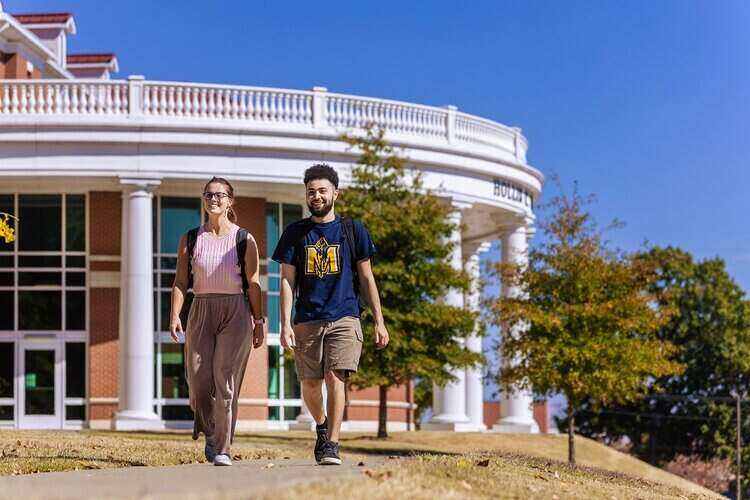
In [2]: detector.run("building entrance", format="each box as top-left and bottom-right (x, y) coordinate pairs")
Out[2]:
(18, 338), (62, 429)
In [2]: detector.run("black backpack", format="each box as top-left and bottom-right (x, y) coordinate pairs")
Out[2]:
(186, 226), (250, 295)
(291, 216), (361, 298)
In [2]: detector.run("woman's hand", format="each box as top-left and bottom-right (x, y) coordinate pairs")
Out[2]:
(252, 320), (265, 349)
(170, 316), (184, 342)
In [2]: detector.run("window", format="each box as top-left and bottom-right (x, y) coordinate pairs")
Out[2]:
(153, 196), (202, 422)
(0, 193), (87, 424)
(265, 203), (303, 421)
(65, 342), (85, 421)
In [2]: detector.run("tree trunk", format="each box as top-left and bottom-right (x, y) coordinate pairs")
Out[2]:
(567, 404), (576, 465)
(378, 385), (388, 439)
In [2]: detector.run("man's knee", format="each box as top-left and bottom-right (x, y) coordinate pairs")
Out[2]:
(324, 370), (347, 385)
(302, 378), (324, 391)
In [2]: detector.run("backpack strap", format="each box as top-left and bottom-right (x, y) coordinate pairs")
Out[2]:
(236, 228), (249, 296)
(293, 218), (316, 295)
(341, 216), (361, 297)
(186, 226), (200, 292)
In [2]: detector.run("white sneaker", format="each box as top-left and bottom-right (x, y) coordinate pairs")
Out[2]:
(213, 454), (232, 466)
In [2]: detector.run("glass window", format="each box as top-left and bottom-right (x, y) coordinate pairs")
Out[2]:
(283, 354), (301, 399)
(160, 291), (171, 332)
(282, 204), (303, 230)
(19, 255), (61, 268)
(0, 406), (12, 420)
(19, 291), (61, 330)
(268, 405), (280, 421)
(19, 272), (62, 286)
(268, 346), (280, 399)
(0, 342), (13, 397)
(0, 272), (12, 286)
(0, 292), (12, 330)
(66, 272), (86, 287)
(284, 406), (301, 421)
(265, 205), (280, 274)
(162, 405), (193, 421)
(65, 255), (85, 268)
(19, 195), (61, 251)
(65, 405), (85, 420)
(160, 272), (175, 288)
(0, 194), (14, 253)
(24, 349), (55, 415)
(66, 291), (85, 331)
(268, 295), (279, 334)
(65, 195), (85, 252)
(161, 343), (189, 399)
(0, 255), (12, 267)
(160, 198), (201, 254)
(65, 343), (85, 398)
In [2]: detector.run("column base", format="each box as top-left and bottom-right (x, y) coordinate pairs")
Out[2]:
(491, 417), (540, 434)
(112, 410), (164, 431)
(421, 421), (480, 432)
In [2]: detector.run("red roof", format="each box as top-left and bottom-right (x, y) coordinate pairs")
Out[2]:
(12, 13), (73, 24)
(67, 53), (116, 64)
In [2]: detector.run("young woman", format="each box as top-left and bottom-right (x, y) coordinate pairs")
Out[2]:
(170, 177), (265, 466)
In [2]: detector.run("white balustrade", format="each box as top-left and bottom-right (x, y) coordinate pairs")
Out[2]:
(0, 79), (524, 159)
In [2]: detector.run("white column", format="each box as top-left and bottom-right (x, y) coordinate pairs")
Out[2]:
(464, 241), (491, 431)
(493, 224), (539, 433)
(114, 177), (163, 430)
(424, 209), (472, 431)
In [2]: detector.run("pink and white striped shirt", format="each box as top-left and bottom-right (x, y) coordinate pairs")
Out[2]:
(191, 224), (244, 295)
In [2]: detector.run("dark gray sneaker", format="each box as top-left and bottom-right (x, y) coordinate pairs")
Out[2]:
(314, 419), (328, 464)
(319, 440), (342, 465)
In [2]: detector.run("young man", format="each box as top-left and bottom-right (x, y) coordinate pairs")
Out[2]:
(272, 163), (389, 465)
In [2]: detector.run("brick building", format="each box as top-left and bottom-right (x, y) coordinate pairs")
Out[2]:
(0, 7), (548, 432)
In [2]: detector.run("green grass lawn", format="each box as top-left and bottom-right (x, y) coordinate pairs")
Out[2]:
(0, 430), (721, 499)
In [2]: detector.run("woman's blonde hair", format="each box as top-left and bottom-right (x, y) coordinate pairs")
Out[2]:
(203, 176), (237, 223)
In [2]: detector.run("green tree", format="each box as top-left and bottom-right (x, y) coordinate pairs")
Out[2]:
(485, 185), (683, 464)
(338, 125), (481, 438)
(572, 247), (750, 493)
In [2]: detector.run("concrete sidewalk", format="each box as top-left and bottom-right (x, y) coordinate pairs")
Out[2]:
(0, 457), (383, 500)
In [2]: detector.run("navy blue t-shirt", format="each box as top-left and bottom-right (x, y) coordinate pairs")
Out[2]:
(271, 216), (376, 324)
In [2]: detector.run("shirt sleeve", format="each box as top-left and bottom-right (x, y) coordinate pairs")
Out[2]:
(354, 221), (376, 262)
(271, 226), (296, 265)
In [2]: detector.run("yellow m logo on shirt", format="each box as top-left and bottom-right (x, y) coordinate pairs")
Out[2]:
(305, 237), (341, 279)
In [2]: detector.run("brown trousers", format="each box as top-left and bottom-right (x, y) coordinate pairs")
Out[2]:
(185, 293), (252, 455)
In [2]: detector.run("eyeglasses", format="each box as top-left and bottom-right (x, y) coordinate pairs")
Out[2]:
(202, 192), (230, 201)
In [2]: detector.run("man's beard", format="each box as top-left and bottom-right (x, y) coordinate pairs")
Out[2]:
(308, 199), (334, 217)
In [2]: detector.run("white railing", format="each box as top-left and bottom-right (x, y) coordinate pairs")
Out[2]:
(0, 78), (525, 159)
(0, 80), (129, 115)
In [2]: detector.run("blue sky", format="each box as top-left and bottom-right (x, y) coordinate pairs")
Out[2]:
(10, 0), (747, 289)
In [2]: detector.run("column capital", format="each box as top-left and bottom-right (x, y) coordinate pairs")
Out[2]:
(451, 200), (473, 211)
(119, 176), (162, 193)
(462, 240), (493, 259)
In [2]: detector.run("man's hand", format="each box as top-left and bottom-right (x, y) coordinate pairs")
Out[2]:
(252, 321), (265, 349)
(170, 316), (184, 343)
(374, 322), (389, 349)
(280, 323), (296, 350)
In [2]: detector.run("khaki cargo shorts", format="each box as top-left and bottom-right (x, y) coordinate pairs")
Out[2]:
(292, 316), (364, 380)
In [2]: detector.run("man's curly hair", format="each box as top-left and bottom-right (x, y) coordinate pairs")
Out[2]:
(303, 163), (339, 189)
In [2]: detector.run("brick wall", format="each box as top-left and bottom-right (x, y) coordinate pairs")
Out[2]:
(88, 191), (122, 422)
(0, 52), (41, 79)
(347, 385), (411, 423)
(233, 196), (268, 420)
(483, 401), (550, 433)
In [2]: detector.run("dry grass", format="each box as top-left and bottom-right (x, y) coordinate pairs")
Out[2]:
(0, 430), (721, 498)
(272, 452), (719, 500)
(0, 430), (303, 475)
